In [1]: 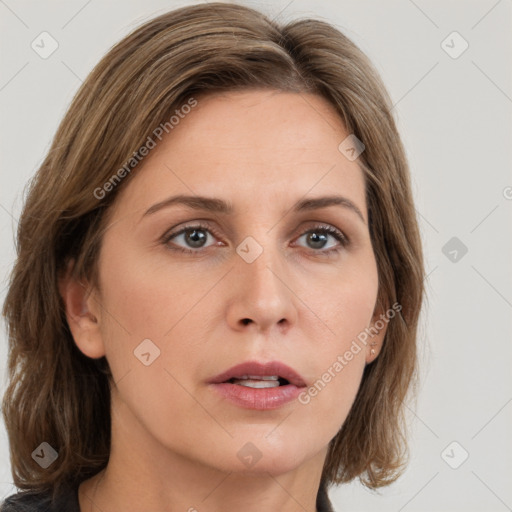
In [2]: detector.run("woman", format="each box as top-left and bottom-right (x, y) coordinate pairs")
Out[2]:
(1, 3), (424, 511)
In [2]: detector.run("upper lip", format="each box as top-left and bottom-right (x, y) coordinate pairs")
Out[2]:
(208, 360), (307, 387)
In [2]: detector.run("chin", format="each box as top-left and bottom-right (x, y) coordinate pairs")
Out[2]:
(211, 454), (309, 477)
(218, 436), (315, 476)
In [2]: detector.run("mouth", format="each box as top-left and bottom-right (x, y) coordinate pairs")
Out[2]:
(224, 376), (291, 388)
(208, 360), (307, 388)
(207, 360), (307, 410)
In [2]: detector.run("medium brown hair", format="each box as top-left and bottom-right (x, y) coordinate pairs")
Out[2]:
(2, 1), (424, 502)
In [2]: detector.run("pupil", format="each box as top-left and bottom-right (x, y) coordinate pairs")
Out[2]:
(308, 232), (327, 249)
(187, 229), (206, 247)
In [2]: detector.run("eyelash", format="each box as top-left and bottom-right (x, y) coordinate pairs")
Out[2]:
(161, 221), (349, 257)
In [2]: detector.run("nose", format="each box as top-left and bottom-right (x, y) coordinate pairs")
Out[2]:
(225, 240), (298, 335)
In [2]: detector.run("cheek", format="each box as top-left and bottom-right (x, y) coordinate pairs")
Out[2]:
(301, 253), (379, 344)
(294, 259), (378, 430)
(95, 237), (220, 404)
(293, 313), (370, 446)
(96, 236), (208, 341)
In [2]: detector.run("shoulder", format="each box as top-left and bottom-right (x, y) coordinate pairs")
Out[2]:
(1, 483), (79, 512)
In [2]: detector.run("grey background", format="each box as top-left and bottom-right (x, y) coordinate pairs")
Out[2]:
(1, 0), (511, 510)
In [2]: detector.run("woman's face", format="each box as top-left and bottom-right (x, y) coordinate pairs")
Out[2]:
(70, 89), (387, 476)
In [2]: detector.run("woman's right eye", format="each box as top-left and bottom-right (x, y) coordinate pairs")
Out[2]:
(162, 223), (220, 254)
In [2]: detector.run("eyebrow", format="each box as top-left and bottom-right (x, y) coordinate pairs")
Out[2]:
(142, 194), (366, 224)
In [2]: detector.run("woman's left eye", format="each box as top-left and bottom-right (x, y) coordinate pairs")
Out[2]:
(161, 223), (349, 255)
(294, 225), (348, 253)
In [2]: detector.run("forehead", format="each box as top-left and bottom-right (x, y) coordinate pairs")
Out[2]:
(109, 89), (367, 220)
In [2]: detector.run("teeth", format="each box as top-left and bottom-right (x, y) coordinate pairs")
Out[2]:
(232, 378), (280, 388)
(244, 375), (279, 381)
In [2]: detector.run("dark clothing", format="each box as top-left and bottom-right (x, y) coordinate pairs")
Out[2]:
(1, 482), (79, 511)
(1, 480), (335, 511)
(317, 481), (336, 512)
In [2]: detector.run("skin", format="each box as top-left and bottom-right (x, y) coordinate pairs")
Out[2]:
(60, 89), (387, 512)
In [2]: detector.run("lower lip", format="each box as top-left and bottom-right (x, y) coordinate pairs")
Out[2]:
(209, 382), (304, 410)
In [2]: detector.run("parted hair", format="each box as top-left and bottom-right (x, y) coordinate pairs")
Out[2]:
(1, 1), (424, 503)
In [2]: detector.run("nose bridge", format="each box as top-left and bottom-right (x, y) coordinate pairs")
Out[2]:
(228, 229), (296, 331)
(237, 232), (284, 299)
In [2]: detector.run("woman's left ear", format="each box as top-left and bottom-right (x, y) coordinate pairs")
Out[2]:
(365, 304), (390, 364)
